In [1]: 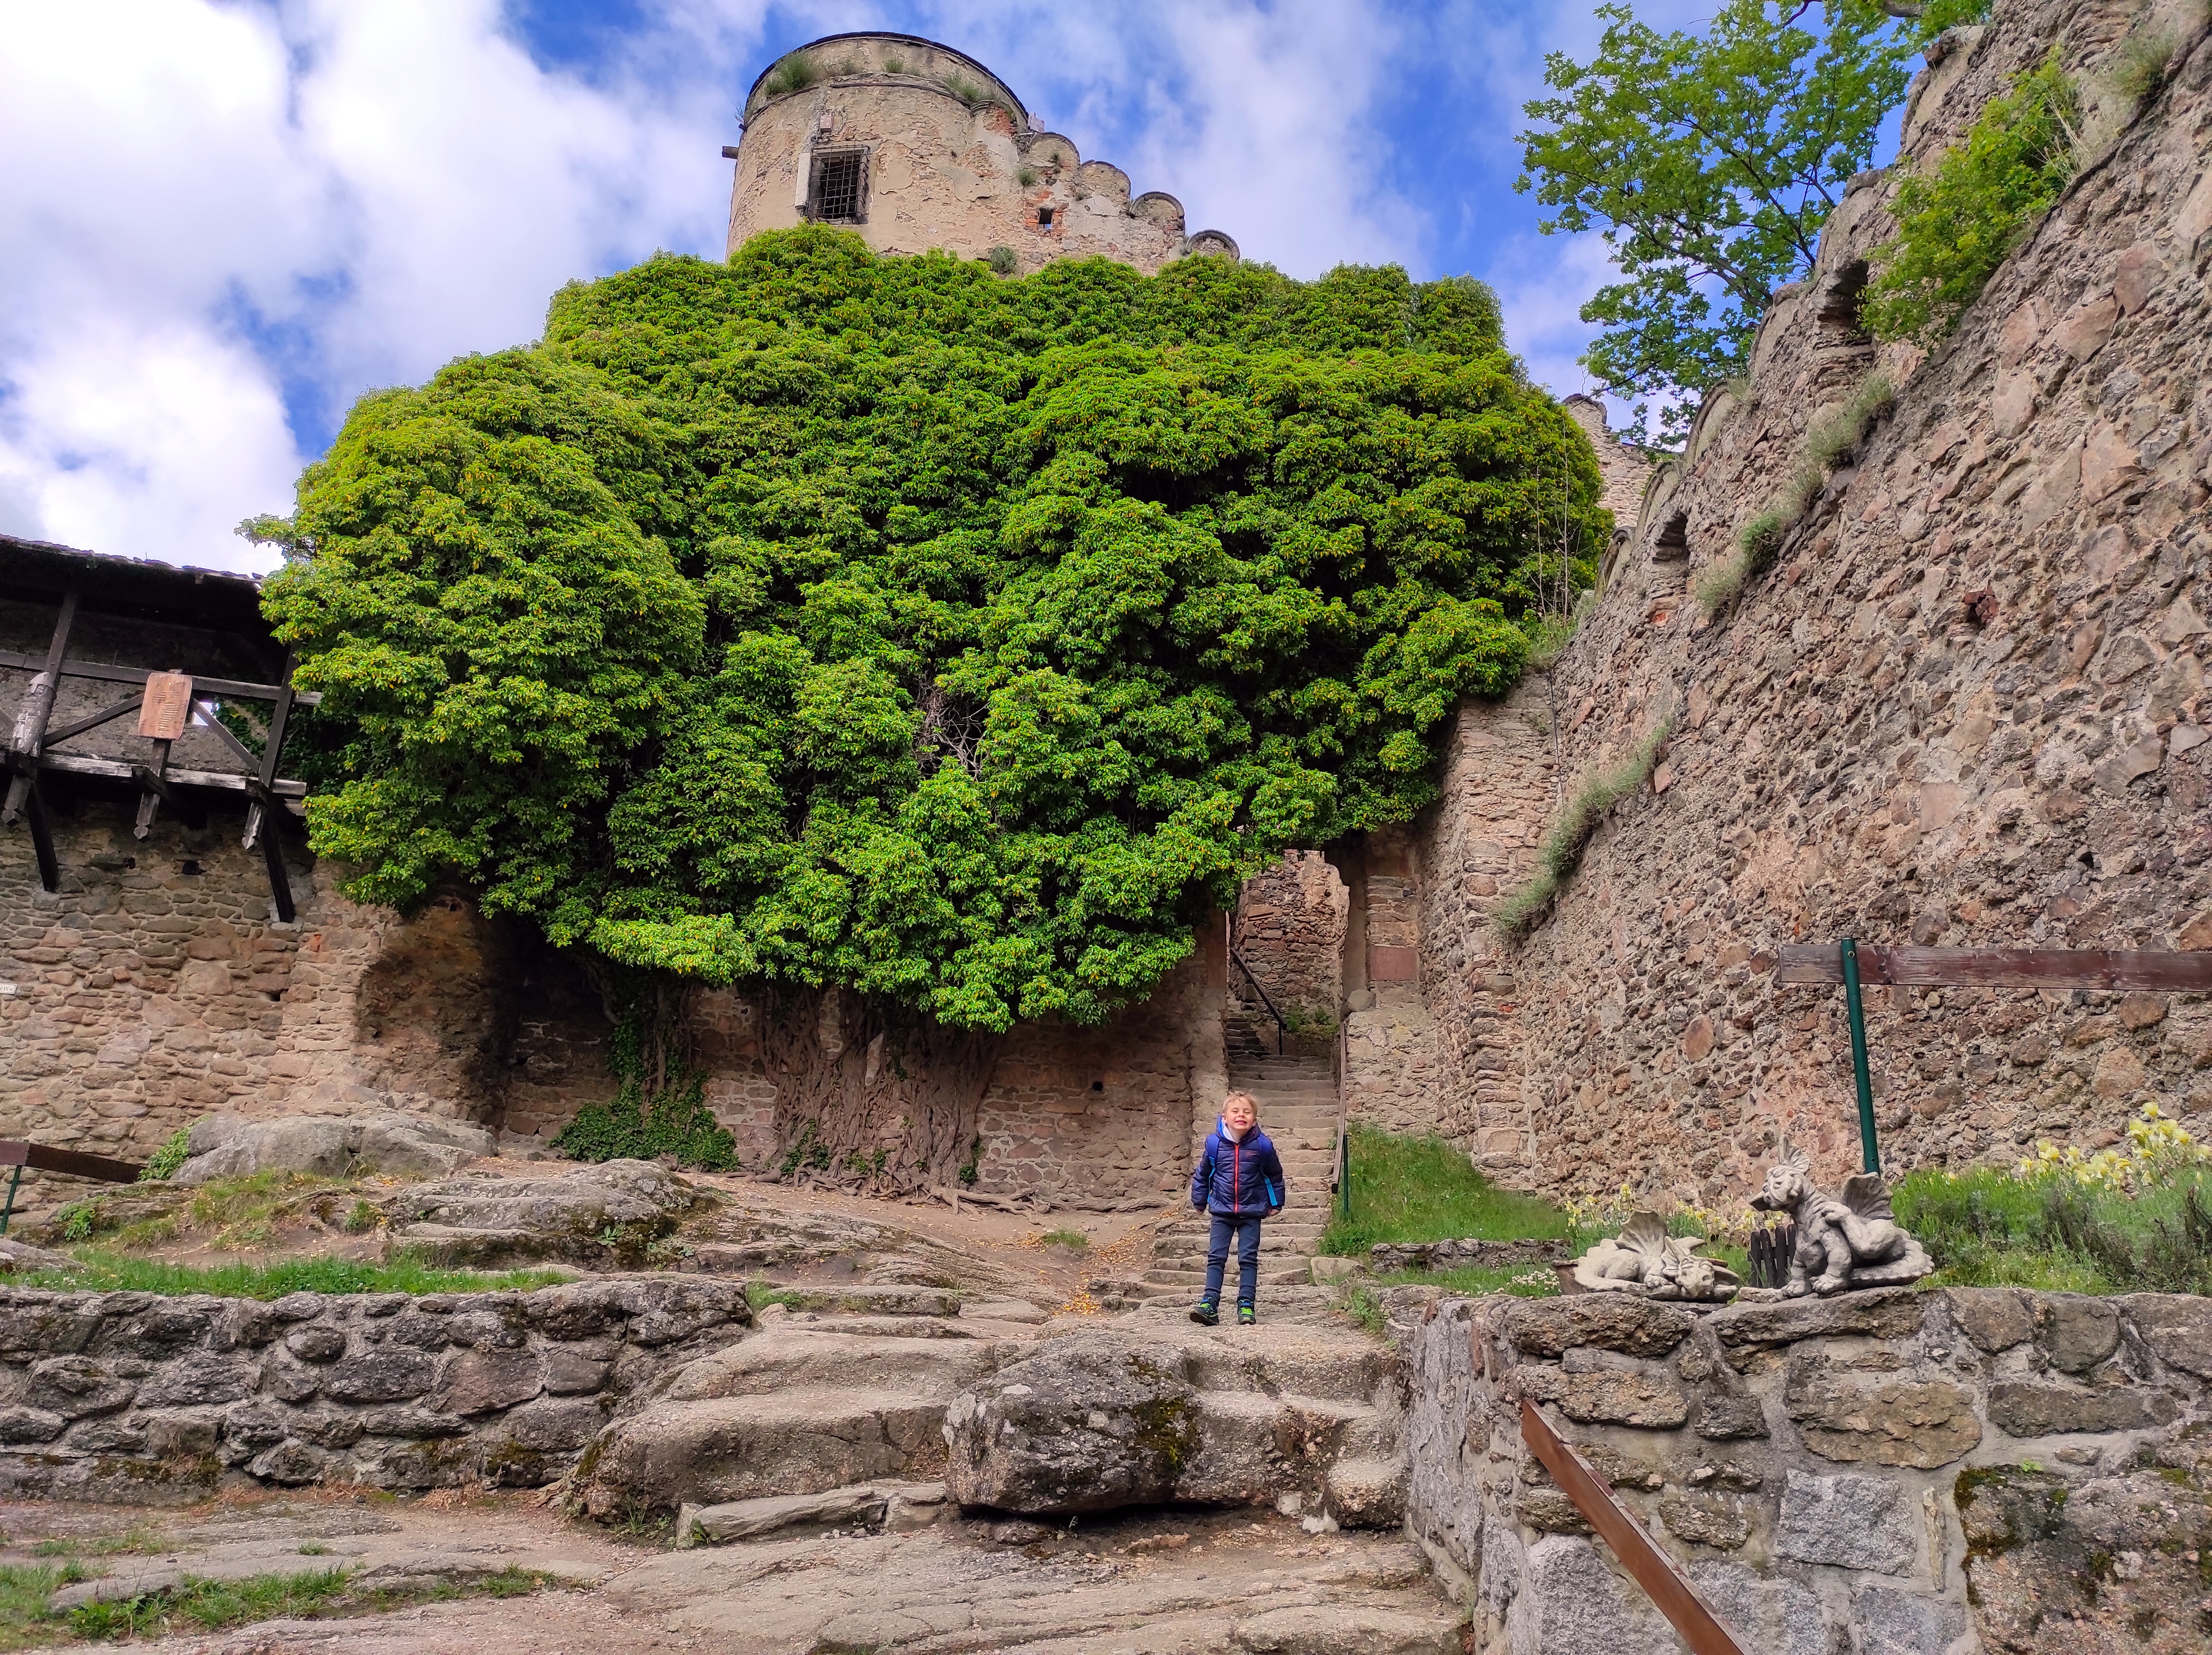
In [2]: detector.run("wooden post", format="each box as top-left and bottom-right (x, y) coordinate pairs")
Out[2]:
(5, 593), (77, 890)
(244, 651), (300, 923)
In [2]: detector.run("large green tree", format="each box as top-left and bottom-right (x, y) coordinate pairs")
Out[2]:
(1518, 1), (1983, 444)
(259, 231), (1607, 1033)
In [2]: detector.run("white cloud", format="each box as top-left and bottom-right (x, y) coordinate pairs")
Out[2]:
(0, 0), (768, 573)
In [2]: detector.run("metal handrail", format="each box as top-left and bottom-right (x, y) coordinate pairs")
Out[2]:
(1227, 944), (1285, 1056)
(1332, 1021), (1351, 1219)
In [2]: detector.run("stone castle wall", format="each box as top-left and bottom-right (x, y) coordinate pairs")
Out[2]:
(0, 1277), (750, 1502)
(1405, 1285), (2212, 1655)
(0, 796), (1220, 1214)
(1230, 851), (1346, 1027)
(726, 32), (1231, 275)
(1405, 0), (2212, 1201)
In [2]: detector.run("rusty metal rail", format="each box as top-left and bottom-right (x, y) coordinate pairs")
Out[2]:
(1519, 1396), (1749, 1655)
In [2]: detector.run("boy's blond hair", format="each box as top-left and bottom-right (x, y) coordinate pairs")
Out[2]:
(1221, 1090), (1260, 1125)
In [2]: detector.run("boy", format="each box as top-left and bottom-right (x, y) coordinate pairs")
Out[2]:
(1188, 1090), (1285, 1326)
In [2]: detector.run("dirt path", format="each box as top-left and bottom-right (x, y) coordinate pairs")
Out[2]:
(1, 1488), (1457, 1655)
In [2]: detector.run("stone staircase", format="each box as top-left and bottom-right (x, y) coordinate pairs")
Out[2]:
(1136, 1047), (1341, 1307)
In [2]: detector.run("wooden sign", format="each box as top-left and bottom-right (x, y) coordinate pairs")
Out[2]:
(1520, 1397), (1749, 1655)
(1776, 944), (2212, 992)
(137, 673), (194, 741)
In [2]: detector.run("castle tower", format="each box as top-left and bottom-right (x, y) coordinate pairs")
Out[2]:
(724, 32), (1238, 275)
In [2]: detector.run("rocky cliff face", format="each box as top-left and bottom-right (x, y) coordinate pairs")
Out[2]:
(1418, 0), (2212, 1200)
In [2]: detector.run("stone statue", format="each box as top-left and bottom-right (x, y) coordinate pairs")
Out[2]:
(1571, 1212), (1741, 1301)
(1749, 1141), (1932, 1297)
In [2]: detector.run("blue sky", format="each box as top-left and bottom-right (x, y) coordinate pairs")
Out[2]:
(0, 0), (1860, 572)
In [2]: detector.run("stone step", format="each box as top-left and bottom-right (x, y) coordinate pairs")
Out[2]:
(1143, 1265), (1313, 1289)
(575, 1385), (949, 1514)
(659, 1327), (1004, 1404)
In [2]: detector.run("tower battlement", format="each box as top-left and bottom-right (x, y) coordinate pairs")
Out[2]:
(725, 33), (1238, 275)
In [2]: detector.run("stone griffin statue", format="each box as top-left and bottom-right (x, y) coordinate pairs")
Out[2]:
(1572, 1212), (1741, 1301)
(1749, 1141), (1932, 1296)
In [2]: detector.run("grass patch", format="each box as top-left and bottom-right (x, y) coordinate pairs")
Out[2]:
(138, 1128), (191, 1183)
(1321, 1125), (1567, 1257)
(0, 1564), (89, 1653)
(1897, 1164), (2212, 1294)
(11, 1250), (573, 1300)
(1521, 612), (1577, 671)
(760, 53), (819, 98)
(54, 1564), (567, 1643)
(1037, 1228), (1090, 1251)
(1691, 374), (1892, 620)
(745, 1279), (806, 1312)
(1494, 717), (1673, 941)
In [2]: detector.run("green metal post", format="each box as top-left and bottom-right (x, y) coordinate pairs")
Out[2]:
(1840, 937), (1881, 1175)
(0, 1165), (20, 1236)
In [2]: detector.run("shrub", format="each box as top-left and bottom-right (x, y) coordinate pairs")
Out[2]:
(2106, 28), (2179, 110)
(761, 54), (819, 98)
(552, 1071), (736, 1172)
(985, 245), (1017, 274)
(1017, 166), (1039, 187)
(1863, 54), (2077, 346)
(140, 1127), (192, 1182)
(1494, 715), (1673, 940)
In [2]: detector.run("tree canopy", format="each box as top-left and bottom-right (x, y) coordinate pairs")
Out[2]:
(1518, 0), (1985, 444)
(260, 230), (1608, 1031)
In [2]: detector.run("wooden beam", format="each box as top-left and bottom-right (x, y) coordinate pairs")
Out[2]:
(1520, 1397), (1749, 1655)
(191, 701), (263, 770)
(130, 761), (207, 832)
(20, 777), (59, 893)
(7, 591), (77, 759)
(0, 1140), (144, 1184)
(0, 649), (319, 706)
(31, 750), (305, 797)
(42, 694), (144, 746)
(1776, 944), (2212, 992)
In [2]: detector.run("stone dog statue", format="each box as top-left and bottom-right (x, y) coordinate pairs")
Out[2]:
(1749, 1142), (1932, 1296)
(1572, 1211), (1741, 1302)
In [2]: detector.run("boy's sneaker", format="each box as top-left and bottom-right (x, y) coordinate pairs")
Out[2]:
(1189, 1301), (1219, 1326)
(1237, 1305), (1257, 1326)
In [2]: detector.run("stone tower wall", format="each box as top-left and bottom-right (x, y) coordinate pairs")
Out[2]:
(725, 32), (1231, 275)
(1409, 0), (2212, 1204)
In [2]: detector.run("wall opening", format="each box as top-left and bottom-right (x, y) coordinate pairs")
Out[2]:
(1036, 206), (1055, 229)
(810, 149), (866, 222)
(1817, 259), (1871, 335)
(1653, 511), (1690, 561)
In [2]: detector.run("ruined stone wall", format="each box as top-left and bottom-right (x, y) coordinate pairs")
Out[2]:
(974, 926), (1227, 1205)
(0, 798), (619, 1209)
(1415, 0), (2212, 1202)
(1406, 1285), (2212, 1655)
(0, 1278), (749, 1502)
(727, 33), (1226, 275)
(1230, 850), (1345, 1031)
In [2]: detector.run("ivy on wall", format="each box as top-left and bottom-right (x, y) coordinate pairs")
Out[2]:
(261, 230), (1610, 1032)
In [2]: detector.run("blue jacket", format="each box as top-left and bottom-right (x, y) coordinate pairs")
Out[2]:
(1191, 1123), (1285, 1217)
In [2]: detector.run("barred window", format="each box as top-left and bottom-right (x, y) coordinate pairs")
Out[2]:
(813, 150), (864, 221)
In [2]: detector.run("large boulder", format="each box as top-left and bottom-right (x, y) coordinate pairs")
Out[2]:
(943, 1335), (1202, 1515)
(173, 1113), (495, 1185)
(388, 1161), (698, 1267)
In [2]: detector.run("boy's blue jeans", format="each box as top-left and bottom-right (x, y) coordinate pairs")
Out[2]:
(1203, 1213), (1263, 1308)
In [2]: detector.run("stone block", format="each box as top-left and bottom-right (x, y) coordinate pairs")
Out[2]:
(432, 1348), (542, 1416)
(1774, 1470), (1916, 1573)
(2121, 1293), (2212, 1379)
(1517, 1366), (1689, 1429)
(322, 1347), (436, 1404)
(1657, 1492), (1749, 1550)
(1849, 1585), (1967, 1655)
(1693, 1394), (1769, 1440)
(1987, 1379), (2176, 1437)
(26, 1357), (137, 1420)
(1784, 1354), (1980, 1469)
(2035, 1294), (2120, 1373)
(1516, 1534), (1673, 1655)
(1688, 1563), (1828, 1655)
(0, 1405), (66, 1443)
(1939, 1287), (2033, 1352)
(1710, 1286), (1927, 1347)
(1506, 1297), (1696, 1359)
(135, 1354), (259, 1408)
(284, 1325), (346, 1363)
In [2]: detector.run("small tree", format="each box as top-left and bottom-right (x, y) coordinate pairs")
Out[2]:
(1518, 1), (1984, 444)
